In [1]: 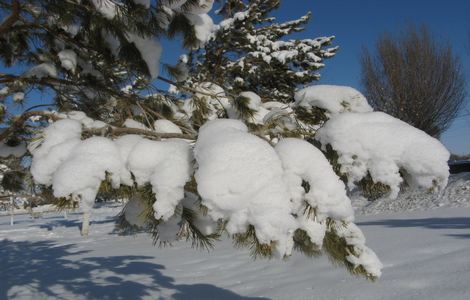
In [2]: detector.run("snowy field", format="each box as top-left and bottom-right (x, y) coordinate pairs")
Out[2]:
(1, 175), (470, 300)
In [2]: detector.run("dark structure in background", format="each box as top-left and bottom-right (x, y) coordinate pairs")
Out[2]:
(449, 161), (470, 174)
(361, 26), (466, 138)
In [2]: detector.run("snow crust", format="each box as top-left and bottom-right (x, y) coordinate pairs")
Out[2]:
(2, 203), (470, 299)
(295, 85), (373, 115)
(315, 112), (450, 199)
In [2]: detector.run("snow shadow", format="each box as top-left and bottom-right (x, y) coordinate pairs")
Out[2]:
(35, 216), (115, 231)
(0, 239), (268, 300)
(358, 217), (470, 237)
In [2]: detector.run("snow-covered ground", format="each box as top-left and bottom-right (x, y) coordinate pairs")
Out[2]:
(1, 175), (470, 300)
(353, 172), (470, 214)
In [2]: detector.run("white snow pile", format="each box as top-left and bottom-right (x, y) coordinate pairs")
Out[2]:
(295, 85), (373, 115)
(275, 138), (354, 222)
(91, 0), (120, 20)
(57, 50), (78, 72)
(194, 119), (298, 257)
(154, 119), (182, 134)
(30, 116), (192, 219)
(315, 112), (450, 199)
(127, 138), (192, 220)
(194, 119), (382, 277)
(123, 118), (149, 130)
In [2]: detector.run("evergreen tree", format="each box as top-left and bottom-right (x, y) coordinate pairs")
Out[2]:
(0, 0), (452, 281)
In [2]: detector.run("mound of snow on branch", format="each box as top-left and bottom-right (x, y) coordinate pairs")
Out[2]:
(194, 119), (297, 257)
(295, 85), (373, 115)
(194, 119), (382, 277)
(275, 138), (354, 222)
(154, 119), (182, 134)
(30, 117), (192, 218)
(315, 112), (450, 199)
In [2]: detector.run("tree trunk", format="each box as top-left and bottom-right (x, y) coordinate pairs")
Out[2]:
(81, 211), (90, 236)
(9, 195), (14, 226)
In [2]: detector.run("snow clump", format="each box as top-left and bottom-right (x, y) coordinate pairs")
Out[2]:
(315, 112), (450, 199)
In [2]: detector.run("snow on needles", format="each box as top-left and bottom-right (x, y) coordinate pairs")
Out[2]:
(194, 120), (382, 277)
(295, 85), (373, 115)
(315, 112), (450, 199)
(275, 138), (354, 222)
(194, 119), (298, 257)
(30, 116), (193, 218)
(29, 114), (382, 277)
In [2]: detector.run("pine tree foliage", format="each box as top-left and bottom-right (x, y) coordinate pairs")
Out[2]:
(191, 0), (337, 101)
(173, 0), (337, 136)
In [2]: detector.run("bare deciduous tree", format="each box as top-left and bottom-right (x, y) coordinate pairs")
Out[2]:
(361, 26), (466, 137)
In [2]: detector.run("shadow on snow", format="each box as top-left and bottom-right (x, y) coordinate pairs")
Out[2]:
(358, 217), (470, 238)
(0, 239), (268, 300)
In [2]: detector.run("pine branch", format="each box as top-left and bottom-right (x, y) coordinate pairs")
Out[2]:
(0, 110), (59, 142)
(83, 125), (195, 140)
